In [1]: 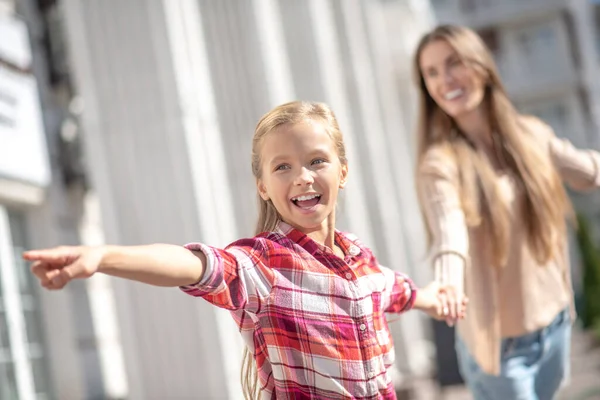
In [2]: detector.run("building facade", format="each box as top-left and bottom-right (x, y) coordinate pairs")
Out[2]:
(0, 0), (93, 398)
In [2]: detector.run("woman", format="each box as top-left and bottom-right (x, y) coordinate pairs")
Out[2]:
(414, 24), (600, 399)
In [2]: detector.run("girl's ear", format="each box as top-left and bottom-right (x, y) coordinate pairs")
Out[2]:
(339, 163), (349, 189)
(257, 179), (270, 201)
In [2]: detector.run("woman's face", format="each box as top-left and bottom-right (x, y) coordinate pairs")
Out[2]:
(419, 39), (487, 119)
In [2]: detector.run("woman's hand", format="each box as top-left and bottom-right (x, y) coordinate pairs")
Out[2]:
(436, 283), (467, 326)
(415, 281), (468, 326)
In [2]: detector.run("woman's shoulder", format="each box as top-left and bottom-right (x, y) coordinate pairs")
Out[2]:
(519, 113), (550, 129)
(419, 143), (459, 179)
(518, 114), (555, 142)
(421, 142), (454, 161)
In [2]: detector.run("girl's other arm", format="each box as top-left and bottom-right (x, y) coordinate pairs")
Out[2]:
(23, 244), (205, 290)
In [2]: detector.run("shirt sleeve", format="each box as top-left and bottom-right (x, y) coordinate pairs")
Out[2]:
(179, 238), (276, 314)
(549, 134), (600, 192)
(378, 265), (417, 313)
(527, 116), (600, 191)
(417, 148), (468, 294)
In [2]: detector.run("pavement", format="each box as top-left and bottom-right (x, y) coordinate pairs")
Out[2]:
(407, 327), (600, 400)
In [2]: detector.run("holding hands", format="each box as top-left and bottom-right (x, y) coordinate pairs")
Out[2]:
(24, 246), (468, 328)
(415, 281), (467, 326)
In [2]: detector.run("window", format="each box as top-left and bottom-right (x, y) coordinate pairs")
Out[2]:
(514, 23), (560, 75)
(459, 0), (477, 12)
(0, 207), (52, 399)
(460, 0), (496, 12)
(0, 305), (18, 399)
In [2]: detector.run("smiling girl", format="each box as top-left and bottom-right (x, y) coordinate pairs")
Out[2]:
(24, 101), (466, 399)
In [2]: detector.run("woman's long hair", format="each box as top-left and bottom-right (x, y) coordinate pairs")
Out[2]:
(414, 25), (573, 268)
(242, 100), (347, 399)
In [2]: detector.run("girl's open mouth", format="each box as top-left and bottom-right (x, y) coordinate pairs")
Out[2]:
(291, 193), (321, 209)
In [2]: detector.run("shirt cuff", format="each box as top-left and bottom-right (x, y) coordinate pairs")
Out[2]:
(400, 274), (418, 312)
(433, 251), (467, 294)
(179, 242), (219, 296)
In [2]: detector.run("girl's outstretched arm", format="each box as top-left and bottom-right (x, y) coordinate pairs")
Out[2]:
(23, 244), (205, 290)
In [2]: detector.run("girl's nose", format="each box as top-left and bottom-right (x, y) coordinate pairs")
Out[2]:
(294, 167), (314, 186)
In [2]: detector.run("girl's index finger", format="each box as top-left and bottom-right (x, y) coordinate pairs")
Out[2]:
(23, 249), (54, 261)
(22, 248), (76, 264)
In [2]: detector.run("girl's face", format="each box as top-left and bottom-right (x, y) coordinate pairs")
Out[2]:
(419, 39), (487, 119)
(257, 120), (348, 234)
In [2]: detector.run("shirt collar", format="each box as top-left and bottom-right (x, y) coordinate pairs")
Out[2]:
(275, 221), (361, 258)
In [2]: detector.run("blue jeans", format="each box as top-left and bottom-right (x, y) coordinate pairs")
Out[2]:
(455, 308), (571, 400)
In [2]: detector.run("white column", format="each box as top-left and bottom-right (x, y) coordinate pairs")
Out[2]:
(0, 206), (35, 400)
(252, 0), (295, 106)
(162, 0), (243, 397)
(339, 0), (409, 274)
(308, 0), (378, 251)
(79, 192), (129, 400)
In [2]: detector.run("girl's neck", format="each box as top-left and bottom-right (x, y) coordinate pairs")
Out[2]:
(294, 214), (337, 251)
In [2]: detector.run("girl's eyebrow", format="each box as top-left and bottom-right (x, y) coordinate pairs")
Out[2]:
(268, 155), (290, 165)
(268, 147), (333, 165)
(308, 148), (330, 156)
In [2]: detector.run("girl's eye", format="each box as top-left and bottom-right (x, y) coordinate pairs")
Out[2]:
(312, 158), (326, 165)
(275, 164), (290, 171)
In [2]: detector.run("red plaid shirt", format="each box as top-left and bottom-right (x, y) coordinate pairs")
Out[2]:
(180, 222), (417, 399)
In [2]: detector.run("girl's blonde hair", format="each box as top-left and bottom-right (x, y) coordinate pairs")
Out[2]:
(242, 100), (347, 399)
(414, 24), (573, 268)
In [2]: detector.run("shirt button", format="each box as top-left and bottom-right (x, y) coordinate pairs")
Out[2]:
(359, 323), (366, 331)
(345, 273), (352, 280)
(348, 245), (360, 256)
(367, 372), (375, 379)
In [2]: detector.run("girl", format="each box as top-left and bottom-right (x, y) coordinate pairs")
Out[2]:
(414, 25), (600, 400)
(24, 101), (466, 399)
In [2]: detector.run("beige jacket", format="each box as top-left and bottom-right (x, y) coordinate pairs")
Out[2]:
(417, 116), (600, 375)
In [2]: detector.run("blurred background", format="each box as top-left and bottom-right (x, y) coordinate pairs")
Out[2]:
(0, 0), (599, 399)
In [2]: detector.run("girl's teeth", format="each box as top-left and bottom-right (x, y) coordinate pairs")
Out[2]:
(295, 194), (319, 201)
